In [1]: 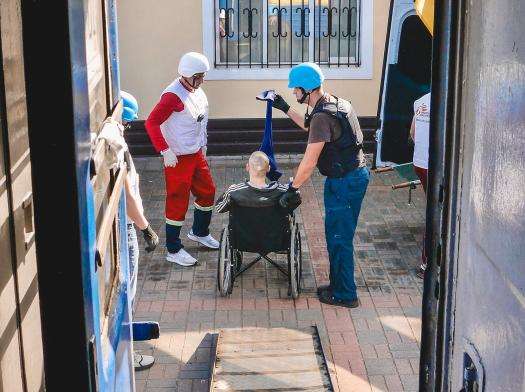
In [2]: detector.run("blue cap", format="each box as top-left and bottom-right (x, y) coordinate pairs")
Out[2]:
(288, 62), (325, 92)
(122, 106), (138, 122)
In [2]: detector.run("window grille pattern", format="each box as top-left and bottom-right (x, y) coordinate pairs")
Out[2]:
(214, 0), (361, 68)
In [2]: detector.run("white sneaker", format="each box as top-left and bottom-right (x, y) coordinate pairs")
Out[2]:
(134, 352), (154, 371)
(187, 230), (220, 249)
(166, 248), (197, 266)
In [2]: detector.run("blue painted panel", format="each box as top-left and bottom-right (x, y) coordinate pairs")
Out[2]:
(75, 0), (134, 389)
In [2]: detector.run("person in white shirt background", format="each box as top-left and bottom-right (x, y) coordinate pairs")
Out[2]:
(410, 92), (431, 278)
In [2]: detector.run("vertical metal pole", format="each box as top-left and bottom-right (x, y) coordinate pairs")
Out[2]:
(290, 0), (293, 66)
(327, 0), (331, 66)
(237, 0), (240, 67)
(308, 0), (314, 62)
(419, 1), (457, 391)
(317, 0), (321, 64)
(226, 1), (230, 67)
(263, 0), (268, 67)
(356, 0), (361, 65)
(214, 1), (218, 67)
(278, 0), (281, 67)
(249, 0), (253, 67)
(337, 0), (341, 67)
(347, 3), (351, 66)
(301, 0), (305, 62)
(438, 1), (466, 388)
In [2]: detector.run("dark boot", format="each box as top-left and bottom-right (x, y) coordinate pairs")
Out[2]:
(318, 289), (359, 309)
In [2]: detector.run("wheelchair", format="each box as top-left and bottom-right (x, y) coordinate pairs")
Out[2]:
(217, 203), (303, 298)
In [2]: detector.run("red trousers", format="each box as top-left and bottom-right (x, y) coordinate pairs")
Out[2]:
(414, 166), (428, 193)
(164, 151), (215, 224)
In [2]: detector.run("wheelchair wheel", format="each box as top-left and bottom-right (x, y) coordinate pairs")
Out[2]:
(217, 228), (233, 296)
(288, 222), (302, 299)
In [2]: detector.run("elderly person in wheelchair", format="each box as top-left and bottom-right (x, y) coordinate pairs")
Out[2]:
(215, 151), (303, 298)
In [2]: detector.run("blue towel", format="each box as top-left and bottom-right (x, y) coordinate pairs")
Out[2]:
(256, 90), (282, 181)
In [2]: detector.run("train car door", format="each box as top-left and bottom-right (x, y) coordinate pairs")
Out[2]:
(375, 0), (432, 167)
(20, 0), (134, 390)
(437, 0), (525, 390)
(0, 0), (45, 390)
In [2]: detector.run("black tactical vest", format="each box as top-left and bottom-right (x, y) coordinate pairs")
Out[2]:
(310, 97), (364, 178)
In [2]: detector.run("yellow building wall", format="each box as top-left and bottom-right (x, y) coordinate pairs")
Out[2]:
(118, 0), (390, 119)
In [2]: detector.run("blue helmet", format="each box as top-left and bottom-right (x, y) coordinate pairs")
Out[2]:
(121, 90), (138, 121)
(288, 62), (325, 92)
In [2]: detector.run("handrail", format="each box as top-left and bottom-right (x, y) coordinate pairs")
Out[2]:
(95, 164), (126, 267)
(392, 180), (421, 190)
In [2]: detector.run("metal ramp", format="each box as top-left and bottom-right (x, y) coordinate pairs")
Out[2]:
(210, 327), (333, 392)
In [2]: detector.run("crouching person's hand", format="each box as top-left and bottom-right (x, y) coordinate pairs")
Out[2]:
(141, 225), (159, 253)
(279, 185), (301, 211)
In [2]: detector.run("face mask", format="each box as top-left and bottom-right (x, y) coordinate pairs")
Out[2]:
(297, 88), (309, 104)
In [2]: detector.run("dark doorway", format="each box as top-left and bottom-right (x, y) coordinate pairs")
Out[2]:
(380, 14), (432, 164)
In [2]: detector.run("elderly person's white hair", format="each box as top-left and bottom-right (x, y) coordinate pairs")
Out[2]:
(248, 151), (270, 176)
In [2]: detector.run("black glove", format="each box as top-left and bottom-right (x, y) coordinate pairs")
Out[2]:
(279, 185), (302, 211)
(272, 94), (290, 114)
(141, 225), (159, 253)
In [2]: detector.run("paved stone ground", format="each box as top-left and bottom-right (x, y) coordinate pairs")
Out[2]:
(132, 155), (425, 392)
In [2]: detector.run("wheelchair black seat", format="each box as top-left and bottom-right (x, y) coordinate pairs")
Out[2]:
(228, 204), (292, 254)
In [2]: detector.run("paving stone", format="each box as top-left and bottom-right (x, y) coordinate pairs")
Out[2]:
(134, 156), (424, 392)
(364, 358), (397, 376)
(357, 330), (387, 345)
(400, 374), (419, 391)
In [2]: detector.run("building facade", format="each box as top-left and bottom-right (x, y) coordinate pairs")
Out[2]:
(117, 0), (390, 120)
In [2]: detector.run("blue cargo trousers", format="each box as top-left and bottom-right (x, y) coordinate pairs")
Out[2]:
(324, 166), (369, 301)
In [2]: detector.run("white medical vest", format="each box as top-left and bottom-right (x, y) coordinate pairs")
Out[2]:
(160, 78), (208, 156)
(413, 93), (431, 169)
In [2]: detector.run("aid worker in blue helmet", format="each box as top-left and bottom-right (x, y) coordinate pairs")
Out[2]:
(121, 91), (159, 370)
(274, 63), (369, 308)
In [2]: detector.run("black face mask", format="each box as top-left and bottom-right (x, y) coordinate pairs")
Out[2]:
(303, 93), (327, 129)
(297, 87), (309, 104)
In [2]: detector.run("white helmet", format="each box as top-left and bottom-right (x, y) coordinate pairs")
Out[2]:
(178, 52), (210, 77)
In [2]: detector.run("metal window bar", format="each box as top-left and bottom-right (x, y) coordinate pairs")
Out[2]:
(294, 0), (310, 63)
(356, 0), (361, 66)
(262, 0), (268, 67)
(237, 0), (240, 67)
(214, 0), (360, 68)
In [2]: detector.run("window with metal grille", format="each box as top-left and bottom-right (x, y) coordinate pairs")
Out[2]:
(214, 0), (361, 68)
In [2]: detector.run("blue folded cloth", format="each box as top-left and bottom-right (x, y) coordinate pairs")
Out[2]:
(256, 90), (282, 181)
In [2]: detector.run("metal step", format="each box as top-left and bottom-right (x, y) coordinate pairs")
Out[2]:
(210, 327), (334, 392)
